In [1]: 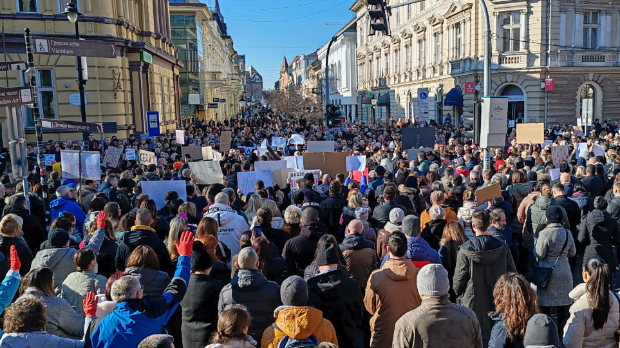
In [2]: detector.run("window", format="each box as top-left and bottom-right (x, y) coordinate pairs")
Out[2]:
(17, 0), (37, 12)
(22, 69), (56, 126)
(394, 49), (400, 73)
(369, 59), (373, 80)
(384, 53), (389, 76)
(583, 11), (599, 49)
(166, 79), (172, 121)
(405, 45), (411, 70)
(160, 77), (165, 121)
(57, 0), (79, 13)
(419, 0), (425, 11)
(455, 23), (462, 58)
(501, 12), (521, 52)
(418, 39), (425, 66)
(407, 4), (411, 19)
(394, 8), (399, 26)
(434, 32), (442, 64)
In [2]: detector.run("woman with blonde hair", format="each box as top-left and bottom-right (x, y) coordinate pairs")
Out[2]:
(245, 195), (262, 223)
(282, 206), (302, 238)
(167, 217), (187, 263)
(261, 200), (284, 229)
(339, 191), (365, 236)
(0, 214), (32, 276)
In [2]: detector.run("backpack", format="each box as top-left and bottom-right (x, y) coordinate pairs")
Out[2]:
(277, 334), (320, 348)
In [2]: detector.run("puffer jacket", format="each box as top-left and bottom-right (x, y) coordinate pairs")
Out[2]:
(570, 191), (595, 223)
(218, 269), (281, 342)
(379, 236), (442, 268)
(20, 287), (85, 340)
(32, 227), (105, 294)
(606, 196), (620, 225)
(60, 270), (106, 316)
(204, 203), (250, 257)
(578, 208), (620, 270)
(0, 332), (83, 348)
(340, 233), (377, 291)
(49, 197), (86, 235)
(261, 306), (338, 348)
(563, 283), (620, 348)
(125, 267), (170, 298)
(419, 186), (431, 210)
(506, 182), (533, 214)
(458, 200), (477, 239)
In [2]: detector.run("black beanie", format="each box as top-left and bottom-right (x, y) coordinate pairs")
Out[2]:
(545, 205), (564, 224)
(190, 241), (212, 272)
(316, 243), (340, 266)
(405, 175), (418, 189)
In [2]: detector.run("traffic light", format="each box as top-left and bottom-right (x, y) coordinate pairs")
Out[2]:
(463, 102), (481, 145)
(367, 0), (389, 36)
(326, 104), (344, 128)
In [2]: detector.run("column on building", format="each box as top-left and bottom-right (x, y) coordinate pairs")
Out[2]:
(521, 9), (529, 52)
(574, 8), (584, 47)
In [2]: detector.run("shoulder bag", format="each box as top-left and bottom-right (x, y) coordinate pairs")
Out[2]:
(531, 229), (569, 288)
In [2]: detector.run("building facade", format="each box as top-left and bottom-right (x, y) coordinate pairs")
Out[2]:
(351, 0), (620, 125)
(245, 65), (263, 101)
(0, 0), (183, 140)
(278, 52), (318, 92)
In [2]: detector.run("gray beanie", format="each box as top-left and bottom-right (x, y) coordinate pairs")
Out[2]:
(523, 314), (559, 347)
(355, 207), (369, 221)
(428, 205), (445, 220)
(417, 264), (450, 297)
(401, 215), (421, 238)
(280, 276), (308, 306)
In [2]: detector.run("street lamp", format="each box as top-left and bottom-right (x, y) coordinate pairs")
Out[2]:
(63, 2), (89, 146)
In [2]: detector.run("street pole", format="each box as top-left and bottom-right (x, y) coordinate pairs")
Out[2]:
(24, 28), (49, 226)
(74, 20), (88, 147)
(478, 0), (492, 171)
(324, 36), (336, 141)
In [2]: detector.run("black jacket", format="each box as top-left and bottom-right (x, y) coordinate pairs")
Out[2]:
(116, 228), (174, 276)
(181, 273), (224, 348)
(370, 200), (406, 230)
(84, 234), (117, 279)
(282, 221), (327, 277)
(0, 235), (32, 276)
(579, 209), (620, 269)
(607, 196), (620, 226)
(320, 194), (348, 237)
(301, 202), (329, 227)
(6, 207), (46, 254)
(189, 196), (208, 219)
(421, 219), (447, 251)
(554, 195), (581, 237)
(582, 175), (604, 198)
(307, 268), (363, 348)
(260, 225), (290, 253)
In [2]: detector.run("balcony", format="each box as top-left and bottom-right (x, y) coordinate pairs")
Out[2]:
(205, 71), (225, 88)
(450, 58), (476, 74)
(551, 50), (617, 67)
(498, 53), (527, 68)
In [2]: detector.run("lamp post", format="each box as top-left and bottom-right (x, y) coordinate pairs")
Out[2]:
(63, 1), (88, 146)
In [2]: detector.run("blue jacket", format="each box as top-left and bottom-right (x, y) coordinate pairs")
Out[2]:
(380, 237), (441, 267)
(97, 183), (117, 203)
(87, 256), (190, 348)
(49, 197), (86, 235)
(344, 175), (368, 195)
(0, 270), (21, 336)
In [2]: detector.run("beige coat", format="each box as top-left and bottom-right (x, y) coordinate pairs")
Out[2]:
(364, 259), (421, 348)
(563, 283), (620, 348)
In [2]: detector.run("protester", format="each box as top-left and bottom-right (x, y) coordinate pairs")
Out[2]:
(206, 305), (256, 348)
(204, 193), (250, 257)
(578, 197), (620, 274)
(438, 220), (468, 302)
(124, 245), (171, 297)
(61, 248), (107, 316)
(282, 207), (327, 277)
(340, 219), (377, 292)
(49, 186), (86, 235)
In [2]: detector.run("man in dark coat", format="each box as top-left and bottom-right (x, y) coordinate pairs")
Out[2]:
(553, 183), (581, 236)
(187, 185), (208, 220)
(371, 186), (405, 230)
(282, 207), (327, 277)
(308, 242), (363, 348)
(98, 175), (118, 202)
(116, 179), (133, 215)
(453, 209), (516, 346)
(320, 181), (348, 239)
(256, 208), (289, 252)
(218, 247), (281, 342)
(582, 164), (604, 198)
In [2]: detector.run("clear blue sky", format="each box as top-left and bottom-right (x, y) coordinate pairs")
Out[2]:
(212, 0), (355, 90)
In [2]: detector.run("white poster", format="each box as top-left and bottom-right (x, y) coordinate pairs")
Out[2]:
(346, 156), (367, 172)
(125, 149), (136, 161)
(44, 154), (55, 166)
(176, 130), (185, 145)
(141, 180), (187, 210)
(139, 150), (156, 166)
(61, 151), (101, 180)
(237, 170), (274, 195)
(272, 137), (287, 148)
(290, 134), (305, 145)
(188, 161), (223, 185)
(285, 156), (304, 171)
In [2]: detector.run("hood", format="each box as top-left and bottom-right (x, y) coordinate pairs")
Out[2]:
(587, 208), (606, 225)
(398, 185), (418, 195)
(300, 221), (327, 240)
(570, 193), (590, 208)
(205, 203), (238, 226)
(49, 196), (75, 209)
(0, 332), (59, 348)
(462, 200), (477, 209)
(274, 306), (325, 340)
(98, 182), (113, 192)
(487, 226), (507, 242)
(32, 248), (71, 270)
(125, 267), (168, 285)
(533, 196), (555, 210)
(382, 259), (417, 281)
(340, 234), (373, 251)
(460, 235), (505, 265)
(509, 183), (532, 196)
(232, 269), (267, 291)
(405, 237), (435, 261)
(569, 282), (587, 301)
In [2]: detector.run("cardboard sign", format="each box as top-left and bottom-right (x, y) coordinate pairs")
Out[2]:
(401, 127), (436, 149)
(307, 141), (335, 153)
(61, 151), (101, 180)
(273, 168), (291, 187)
(102, 146), (122, 168)
(285, 156), (304, 171)
(290, 134), (304, 145)
(407, 148), (433, 161)
(141, 180), (187, 210)
(516, 123), (545, 144)
(551, 146), (570, 167)
(202, 146), (214, 160)
(272, 137), (287, 148)
(302, 152), (347, 178)
(139, 150), (156, 166)
(346, 156), (367, 172)
(125, 149), (136, 161)
(475, 183), (502, 206)
(288, 169), (322, 192)
(220, 131), (232, 152)
(44, 154), (55, 166)
(181, 146), (202, 161)
(254, 160), (287, 171)
(188, 161), (223, 185)
(176, 130), (185, 145)
(237, 170), (274, 195)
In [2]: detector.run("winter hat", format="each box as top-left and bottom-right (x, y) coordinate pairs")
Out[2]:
(48, 228), (70, 248)
(417, 264), (450, 297)
(430, 191), (444, 203)
(545, 205), (564, 224)
(395, 172), (407, 186)
(280, 275), (308, 306)
(118, 178), (131, 189)
(523, 314), (560, 348)
(190, 241), (212, 272)
(401, 215), (421, 238)
(429, 205), (445, 220)
(355, 207), (369, 221)
(384, 208), (404, 233)
(303, 173), (315, 182)
(405, 176), (418, 189)
(316, 243), (340, 266)
(375, 165), (386, 176)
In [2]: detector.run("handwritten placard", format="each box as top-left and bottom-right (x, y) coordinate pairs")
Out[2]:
(272, 136), (287, 148)
(254, 160), (287, 171)
(141, 180), (187, 210)
(139, 150), (156, 166)
(285, 156), (304, 171)
(125, 149), (136, 161)
(102, 146), (122, 168)
(188, 161), (223, 185)
(551, 146), (569, 167)
(346, 156), (367, 172)
(44, 154), (55, 166)
(290, 134), (305, 145)
(516, 123), (545, 144)
(237, 170), (274, 195)
(288, 170), (322, 192)
(175, 130), (185, 145)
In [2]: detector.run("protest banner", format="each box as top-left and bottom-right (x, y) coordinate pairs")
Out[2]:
(290, 134), (304, 145)
(254, 160), (287, 171)
(273, 168), (291, 187)
(307, 141), (334, 153)
(288, 169), (321, 191)
(237, 170), (274, 195)
(401, 127), (435, 149)
(220, 131), (232, 152)
(516, 123), (545, 144)
(549, 168), (560, 181)
(551, 146), (570, 167)
(139, 150), (156, 165)
(175, 130), (185, 145)
(346, 156), (367, 172)
(102, 146), (122, 168)
(141, 180), (187, 209)
(181, 145), (202, 161)
(202, 146), (213, 160)
(272, 137), (287, 148)
(188, 161), (223, 185)
(284, 156), (304, 171)
(125, 149), (136, 161)
(61, 151), (101, 180)
(577, 143), (605, 158)
(44, 154), (55, 166)
(475, 183), (502, 205)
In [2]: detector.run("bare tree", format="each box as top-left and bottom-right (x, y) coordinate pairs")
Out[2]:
(266, 86), (323, 123)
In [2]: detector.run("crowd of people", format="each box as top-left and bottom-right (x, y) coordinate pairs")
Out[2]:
(0, 115), (618, 348)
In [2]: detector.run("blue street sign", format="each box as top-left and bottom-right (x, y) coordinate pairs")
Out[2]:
(146, 111), (160, 137)
(220, 99), (226, 103)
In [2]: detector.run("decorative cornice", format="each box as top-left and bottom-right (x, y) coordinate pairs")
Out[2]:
(413, 22), (426, 34)
(428, 13), (444, 26)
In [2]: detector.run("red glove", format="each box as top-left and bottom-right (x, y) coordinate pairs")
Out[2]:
(96, 211), (107, 229)
(83, 291), (97, 317)
(175, 231), (195, 257)
(9, 245), (20, 271)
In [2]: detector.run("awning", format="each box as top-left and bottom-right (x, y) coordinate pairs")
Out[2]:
(444, 87), (464, 106)
(362, 96), (371, 104)
(376, 93), (391, 106)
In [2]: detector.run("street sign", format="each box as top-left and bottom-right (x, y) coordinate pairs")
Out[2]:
(545, 78), (555, 91)
(32, 36), (117, 58)
(140, 51), (153, 64)
(188, 94), (200, 105)
(213, 98), (220, 102)
(220, 98), (226, 103)
(40, 119), (103, 133)
(69, 93), (87, 106)
(146, 111), (160, 137)
(417, 88), (429, 121)
(464, 82), (475, 94)
(0, 87), (31, 107)
(208, 103), (218, 108)
(0, 61), (26, 72)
